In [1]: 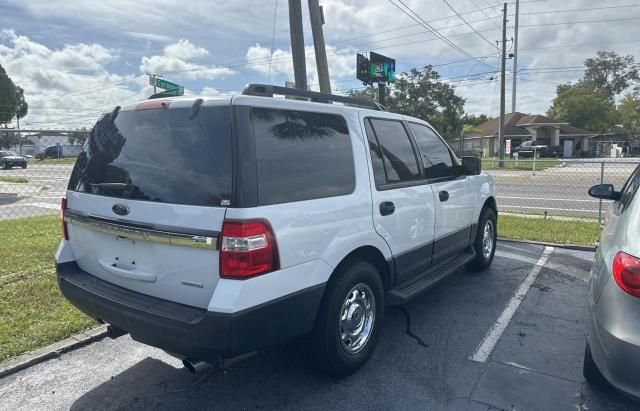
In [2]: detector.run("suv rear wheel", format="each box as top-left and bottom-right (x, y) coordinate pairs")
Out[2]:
(468, 207), (497, 271)
(310, 260), (384, 376)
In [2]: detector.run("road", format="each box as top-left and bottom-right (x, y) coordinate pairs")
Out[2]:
(1, 160), (639, 221)
(0, 243), (636, 410)
(488, 160), (639, 219)
(0, 163), (72, 220)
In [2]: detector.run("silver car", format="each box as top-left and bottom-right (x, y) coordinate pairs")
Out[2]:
(584, 164), (640, 398)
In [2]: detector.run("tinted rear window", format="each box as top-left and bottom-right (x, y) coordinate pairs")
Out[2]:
(252, 107), (355, 205)
(68, 105), (233, 207)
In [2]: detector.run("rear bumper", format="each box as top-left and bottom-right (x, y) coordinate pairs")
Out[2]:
(57, 261), (324, 361)
(588, 280), (640, 399)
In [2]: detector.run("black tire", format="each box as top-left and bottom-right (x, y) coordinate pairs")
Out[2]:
(583, 341), (608, 387)
(21, 163), (27, 169)
(2, 162), (9, 170)
(468, 207), (497, 271)
(310, 260), (384, 377)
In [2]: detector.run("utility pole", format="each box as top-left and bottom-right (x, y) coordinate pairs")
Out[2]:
(16, 116), (21, 154)
(288, 0), (308, 90)
(378, 83), (385, 106)
(148, 73), (158, 94)
(511, 0), (519, 113)
(308, 0), (331, 93)
(498, 2), (507, 167)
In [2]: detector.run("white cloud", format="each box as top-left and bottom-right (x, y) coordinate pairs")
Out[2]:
(0, 30), (141, 130)
(4, 0), (640, 122)
(139, 39), (233, 80)
(125, 31), (174, 43)
(200, 87), (238, 97)
(245, 43), (355, 91)
(163, 39), (209, 60)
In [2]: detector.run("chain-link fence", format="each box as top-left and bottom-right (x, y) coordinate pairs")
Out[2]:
(1, 145), (639, 223)
(485, 158), (640, 221)
(0, 135), (82, 221)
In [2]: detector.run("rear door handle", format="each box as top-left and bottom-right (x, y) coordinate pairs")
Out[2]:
(379, 201), (395, 216)
(439, 191), (449, 202)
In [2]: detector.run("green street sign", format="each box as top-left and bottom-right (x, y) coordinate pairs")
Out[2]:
(150, 77), (184, 95)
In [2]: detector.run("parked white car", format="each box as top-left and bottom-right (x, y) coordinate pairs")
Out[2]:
(55, 84), (497, 376)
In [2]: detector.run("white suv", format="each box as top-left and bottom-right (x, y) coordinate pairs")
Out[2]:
(56, 84), (497, 376)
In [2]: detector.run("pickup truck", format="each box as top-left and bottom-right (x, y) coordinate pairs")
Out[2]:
(511, 141), (562, 158)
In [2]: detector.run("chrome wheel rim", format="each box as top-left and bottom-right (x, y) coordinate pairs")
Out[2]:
(339, 283), (375, 355)
(482, 220), (494, 258)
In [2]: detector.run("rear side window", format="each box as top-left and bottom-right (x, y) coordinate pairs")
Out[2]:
(68, 105), (233, 207)
(252, 107), (355, 205)
(408, 123), (455, 179)
(364, 121), (387, 187)
(366, 118), (420, 184)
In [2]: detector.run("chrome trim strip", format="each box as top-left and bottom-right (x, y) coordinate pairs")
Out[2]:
(64, 213), (218, 250)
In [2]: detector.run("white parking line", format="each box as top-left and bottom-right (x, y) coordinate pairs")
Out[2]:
(469, 246), (554, 363)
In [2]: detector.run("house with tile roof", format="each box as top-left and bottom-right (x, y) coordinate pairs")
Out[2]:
(459, 112), (596, 158)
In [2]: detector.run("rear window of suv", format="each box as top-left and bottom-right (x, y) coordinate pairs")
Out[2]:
(67, 105), (233, 207)
(252, 107), (355, 205)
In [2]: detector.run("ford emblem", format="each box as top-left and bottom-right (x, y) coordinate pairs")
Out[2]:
(112, 204), (130, 216)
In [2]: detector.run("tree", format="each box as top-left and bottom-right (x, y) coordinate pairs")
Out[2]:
(349, 66), (466, 139)
(547, 84), (615, 133)
(582, 51), (639, 99)
(14, 86), (28, 122)
(462, 113), (489, 127)
(0, 130), (18, 149)
(0, 64), (17, 125)
(617, 92), (640, 141)
(347, 87), (377, 103)
(69, 129), (89, 145)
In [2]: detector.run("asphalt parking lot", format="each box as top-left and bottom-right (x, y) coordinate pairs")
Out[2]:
(0, 242), (637, 410)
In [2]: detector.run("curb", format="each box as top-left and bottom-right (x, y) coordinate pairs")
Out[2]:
(498, 237), (596, 252)
(0, 325), (108, 379)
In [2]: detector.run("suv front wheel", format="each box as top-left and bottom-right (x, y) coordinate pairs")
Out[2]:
(310, 260), (384, 376)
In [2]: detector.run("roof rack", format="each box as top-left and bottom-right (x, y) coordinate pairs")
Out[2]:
(241, 84), (385, 111)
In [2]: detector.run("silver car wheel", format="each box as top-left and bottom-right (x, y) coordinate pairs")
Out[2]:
(482, 220), (494, 259)
(339, 283), (375, 355)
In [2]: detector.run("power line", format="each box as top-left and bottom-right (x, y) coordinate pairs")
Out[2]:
(470, 0), (501, 28)
(331, 3), (510, 46)
(267, 0), (279, 83)
(520, 16), (640, 28)
(521, 4), (640, 16)
(386, 0), (498, 70)
(441, 0), (498, 49)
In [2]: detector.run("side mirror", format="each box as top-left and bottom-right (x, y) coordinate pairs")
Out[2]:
(461, 156), (481, 175)
(588, 184), (621, 200)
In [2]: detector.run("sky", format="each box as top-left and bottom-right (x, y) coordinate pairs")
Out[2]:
(0, 0), (639, 130)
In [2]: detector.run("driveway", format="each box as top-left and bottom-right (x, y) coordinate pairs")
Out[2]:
(0, 243), (637, 410)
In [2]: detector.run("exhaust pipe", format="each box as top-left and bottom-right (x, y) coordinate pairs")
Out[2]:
(182, 358), (209, 374)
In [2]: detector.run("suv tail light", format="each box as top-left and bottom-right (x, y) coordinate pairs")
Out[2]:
(220, 219), (279, 279)
(612, 251), (640, 298)
(61, 197), (69, 240)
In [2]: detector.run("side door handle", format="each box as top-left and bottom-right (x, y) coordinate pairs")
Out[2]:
(439, 191), (449, 202)
(379, 201), (395, 216)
